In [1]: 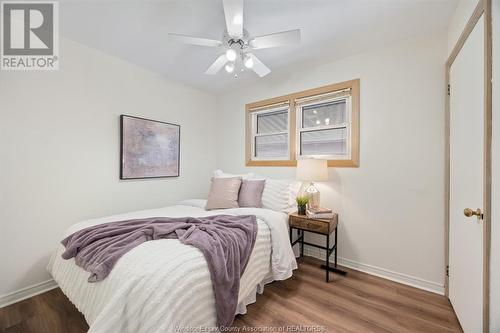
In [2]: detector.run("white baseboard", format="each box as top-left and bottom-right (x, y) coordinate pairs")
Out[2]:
(0, 279), (58, 309)
(303, 245), (444, 295)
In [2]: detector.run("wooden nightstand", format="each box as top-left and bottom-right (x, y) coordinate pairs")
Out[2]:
(289, 212), (346, 282)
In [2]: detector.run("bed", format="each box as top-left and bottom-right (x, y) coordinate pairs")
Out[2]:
(47, 199), (297, 333)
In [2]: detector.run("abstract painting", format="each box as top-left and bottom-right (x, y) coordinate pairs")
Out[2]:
(120, 115), (180, 179)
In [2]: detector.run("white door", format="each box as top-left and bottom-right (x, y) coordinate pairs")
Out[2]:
(449, 16), (485, 333)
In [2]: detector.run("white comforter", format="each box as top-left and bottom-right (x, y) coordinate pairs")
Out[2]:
(47, 199), (297, 333)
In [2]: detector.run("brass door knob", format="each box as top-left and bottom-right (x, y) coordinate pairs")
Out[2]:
(464, 208), (483, 218)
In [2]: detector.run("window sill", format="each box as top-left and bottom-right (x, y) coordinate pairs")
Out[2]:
(245, 158), (359, 167)
(246, 160), (297, 167)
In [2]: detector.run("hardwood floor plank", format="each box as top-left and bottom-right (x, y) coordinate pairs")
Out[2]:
(0, 298), (38, 330)
(0, 256), (462, 333)
(294, 262), (459, 331)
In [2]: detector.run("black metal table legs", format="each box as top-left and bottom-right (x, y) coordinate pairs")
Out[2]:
(320, 229), (346, 281)
(290, 227), (346, 282)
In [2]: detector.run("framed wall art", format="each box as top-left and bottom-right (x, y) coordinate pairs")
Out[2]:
(120, 115), (180, 179)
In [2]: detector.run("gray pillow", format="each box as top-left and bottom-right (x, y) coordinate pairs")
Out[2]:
(238, 180), (266, 208)
(205, 177), (242, 210)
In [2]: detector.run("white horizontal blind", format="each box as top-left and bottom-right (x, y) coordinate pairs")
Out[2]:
(255, 133), (288, 158)
(295, 88), (351, 106)
(300, 128), (347, 155)
(257, 110), (288, 134)
(248, 101), (289, 112)
(302, 100), (346, 128)
(251, 106), (289, 160)
(297, 93), (351, 159)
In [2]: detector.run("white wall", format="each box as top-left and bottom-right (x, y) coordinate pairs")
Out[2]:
(0, 38), (217, 300)
(215, 32), (447, 293)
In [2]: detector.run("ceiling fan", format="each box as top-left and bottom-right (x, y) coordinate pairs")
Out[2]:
(168, 0), (301, 78)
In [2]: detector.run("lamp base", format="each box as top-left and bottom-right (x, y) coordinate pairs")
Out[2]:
(305, 182), (320, 210)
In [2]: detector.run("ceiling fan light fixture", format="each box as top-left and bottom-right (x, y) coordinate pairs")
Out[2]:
(225, 62), (235, 73)
(225, 48), (237, 61)
(243, 55), (254, 68)
(170, 0), (301, 77)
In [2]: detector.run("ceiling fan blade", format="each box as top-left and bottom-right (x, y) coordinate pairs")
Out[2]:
(205, 54), (228, 75)
(250, 29), (301, 49)
(248, 53), (271, 77)
(168, 33), (222, 47)
(222, 0), (243, 38)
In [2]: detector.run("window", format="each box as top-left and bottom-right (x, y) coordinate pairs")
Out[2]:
(248, 103), (290, 162)
(245, 79), (359, 167)
(296, 91), (352, 160)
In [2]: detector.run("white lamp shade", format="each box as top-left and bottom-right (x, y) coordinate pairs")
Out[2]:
(296, 159), (328, 182)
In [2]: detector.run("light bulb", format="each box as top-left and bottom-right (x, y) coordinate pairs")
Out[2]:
(244, 55), (254, 69)
(225, 62), (235, 73)
(225, 49), (237, 61)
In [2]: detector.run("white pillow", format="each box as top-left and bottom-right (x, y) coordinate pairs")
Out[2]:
(289, 181), (301, 207)
(213, 169), (254, 180)
(260, 178), (294, 212)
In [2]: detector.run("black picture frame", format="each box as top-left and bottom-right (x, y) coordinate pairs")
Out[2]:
(120, 115), (180, 180)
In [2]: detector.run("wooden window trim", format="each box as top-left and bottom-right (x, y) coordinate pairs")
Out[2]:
(245, 79), (360, 167)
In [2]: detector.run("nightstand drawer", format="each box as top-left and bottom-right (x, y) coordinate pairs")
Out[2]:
(290, 216), (329, 234)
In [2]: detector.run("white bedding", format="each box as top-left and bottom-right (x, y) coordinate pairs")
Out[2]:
(47, 199), (297, 333)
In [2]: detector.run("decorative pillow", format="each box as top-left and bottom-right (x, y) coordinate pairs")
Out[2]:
(238, 180), (266, 208)
(260, 178), (293, 212)
(213, 169), (254, 180)
(205, 177), (242, 210)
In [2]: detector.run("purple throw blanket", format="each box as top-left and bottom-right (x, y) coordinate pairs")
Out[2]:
(61, 215), (258, 328)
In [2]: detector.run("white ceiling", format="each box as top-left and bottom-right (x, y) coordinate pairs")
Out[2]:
(59, 0), (457, 94)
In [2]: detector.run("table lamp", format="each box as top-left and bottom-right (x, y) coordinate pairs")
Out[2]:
(296, 159), (328, 210)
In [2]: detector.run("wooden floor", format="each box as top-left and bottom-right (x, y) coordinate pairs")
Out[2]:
(0, 257), (462, 333)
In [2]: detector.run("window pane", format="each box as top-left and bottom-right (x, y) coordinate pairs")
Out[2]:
(255, 134), (288, 158)
(300, 128), (347, 156)
(302, 100), (346, 128)
(257, 110), (288, 134)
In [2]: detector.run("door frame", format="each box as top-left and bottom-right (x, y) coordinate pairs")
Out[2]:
(444, 0), (492, 332)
